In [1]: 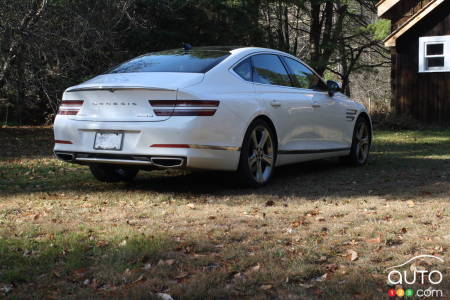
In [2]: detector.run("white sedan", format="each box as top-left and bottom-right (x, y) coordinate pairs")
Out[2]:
(53, 46), (372, 186)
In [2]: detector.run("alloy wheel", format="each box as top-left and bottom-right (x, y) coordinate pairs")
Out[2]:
(355, 122), (370, 164)
(247, 126), (274, 183)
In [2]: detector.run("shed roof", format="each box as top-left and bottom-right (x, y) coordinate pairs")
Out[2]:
(383, 0), (446, 47)
(376, 0), (401, 18)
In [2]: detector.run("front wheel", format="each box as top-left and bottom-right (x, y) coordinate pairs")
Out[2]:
(341, 117), (371, 166)
(89, 164), (139, 182)
(238, 119), (277, 187)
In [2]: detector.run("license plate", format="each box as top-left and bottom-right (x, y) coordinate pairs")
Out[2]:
(94, 132), (123, 150)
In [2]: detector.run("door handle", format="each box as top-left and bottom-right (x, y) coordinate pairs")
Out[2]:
(271, 100), (281, 107)
(312, 102), (321, 108)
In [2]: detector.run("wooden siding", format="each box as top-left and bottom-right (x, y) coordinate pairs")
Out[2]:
(390, 0), (433, 30)
(391, 2), (450, 124)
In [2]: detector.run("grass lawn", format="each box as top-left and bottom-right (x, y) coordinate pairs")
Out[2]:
(0, 127), (449, 299)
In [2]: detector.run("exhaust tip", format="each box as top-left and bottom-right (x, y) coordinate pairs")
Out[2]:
(55, 152), (75, 162)
(150, 157), (184, 168)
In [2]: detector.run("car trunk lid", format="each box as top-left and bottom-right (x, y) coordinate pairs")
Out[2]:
(64, 73), (203, 122)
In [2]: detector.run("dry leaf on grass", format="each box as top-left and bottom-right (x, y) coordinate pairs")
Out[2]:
(366, 237), (381, 244)
(305, 210), (320, 217)
(347, 250), (358, 261)
(265, 200), (275, 207)
(157, 293), (174, 300)
(157, 259), (176, 266)
(406, 200), (415, 207)
(317, 256), (328, 263)
(0, 284), (14, 295)
(249, 264), (261, 272)
(260, 284), (273, 290)
(312, 273), (327, 282)
(175, 272), (189, 280)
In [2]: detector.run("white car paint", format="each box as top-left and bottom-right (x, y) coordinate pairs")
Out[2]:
(54, 47), (370, 173)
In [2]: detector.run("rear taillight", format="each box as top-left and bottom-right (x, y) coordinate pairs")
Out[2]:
(57, 100), (84, 116)
(149, 100), (219, 116)
(54, 140), (73, 144)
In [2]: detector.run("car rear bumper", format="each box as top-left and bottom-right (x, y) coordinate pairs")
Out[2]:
(53, 116), (243, 171)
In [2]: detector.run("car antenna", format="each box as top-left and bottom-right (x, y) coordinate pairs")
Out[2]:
(182, 43), (192, 52)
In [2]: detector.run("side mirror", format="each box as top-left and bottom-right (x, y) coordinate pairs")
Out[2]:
(326, 80), (341, 97)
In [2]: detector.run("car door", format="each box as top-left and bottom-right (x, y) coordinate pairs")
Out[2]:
(250, 54), (316, 154)
(281, 56), (349, 150)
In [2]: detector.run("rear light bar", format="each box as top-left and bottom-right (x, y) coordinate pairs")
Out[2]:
(57, 100), (84, 116)
(153, 109), (216, 116)
(149, 100), (219, 116)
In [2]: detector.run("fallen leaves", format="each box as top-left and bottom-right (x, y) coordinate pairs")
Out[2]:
(260, 284), (273, 290)
(366, 236), (381, 244)
(0, 284), (14, 295)
(312, 273), (327, 282)
(249, 264), (261, 273)
(305, 210), (321, 217)
(156, 293), (174, 300)
(265, 200), (275, 207)
(157, 259), (176, 266)
(290, 218), (310, 227)
(347, 250), (359, 261)
(175, 272), (189, 280)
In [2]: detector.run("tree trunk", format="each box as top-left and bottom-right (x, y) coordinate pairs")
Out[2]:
(0, 0), (47, 89)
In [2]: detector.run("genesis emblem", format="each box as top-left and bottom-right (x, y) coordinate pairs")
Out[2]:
(92, 102), (137, 106)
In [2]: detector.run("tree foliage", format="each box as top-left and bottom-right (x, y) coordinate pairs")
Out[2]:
(0, 0), (389, 124)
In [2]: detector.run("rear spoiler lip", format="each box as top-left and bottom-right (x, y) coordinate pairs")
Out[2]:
(66, 85), (176, 93)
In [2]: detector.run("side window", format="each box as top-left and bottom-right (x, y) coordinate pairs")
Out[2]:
(419, 36), (450, 72)
(283, 57), (326, 90)
(233, 58), (252, 81)
(251, 54), (292, 87)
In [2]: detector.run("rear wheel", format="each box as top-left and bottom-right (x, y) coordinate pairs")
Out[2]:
(341, 117), (371, 166)
(89, 164), (139, 182)
(238, 119), (277, 187)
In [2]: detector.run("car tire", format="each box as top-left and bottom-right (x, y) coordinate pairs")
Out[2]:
(238, 119), (277, 187)
(89, 164), (139, 182)
(341, 116), (371, 166)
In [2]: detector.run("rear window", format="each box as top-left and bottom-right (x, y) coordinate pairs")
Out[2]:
(107, 50), (230, 74)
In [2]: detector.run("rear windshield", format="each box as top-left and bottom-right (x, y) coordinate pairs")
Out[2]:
(107, 50), (230, 74)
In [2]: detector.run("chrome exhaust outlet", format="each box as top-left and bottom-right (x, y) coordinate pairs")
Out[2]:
(55, 152), (75, 162)
(150, 157), (185, 168)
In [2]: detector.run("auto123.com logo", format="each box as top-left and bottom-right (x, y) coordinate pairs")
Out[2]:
(386, 255), (445, 298)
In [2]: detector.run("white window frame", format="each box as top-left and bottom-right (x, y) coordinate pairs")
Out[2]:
(419, 35), (450, 73)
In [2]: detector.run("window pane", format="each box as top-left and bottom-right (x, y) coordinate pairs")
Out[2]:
(108, 50), (229, 74)
(426, 44), (444, 56)
(283, 57), (325, 90)
(427, 57), (445, 68)
(234, 58), (252, 81)
(251, 54), (292, 86)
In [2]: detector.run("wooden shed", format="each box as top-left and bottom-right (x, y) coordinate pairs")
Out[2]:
(377, 0), (450, 124)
